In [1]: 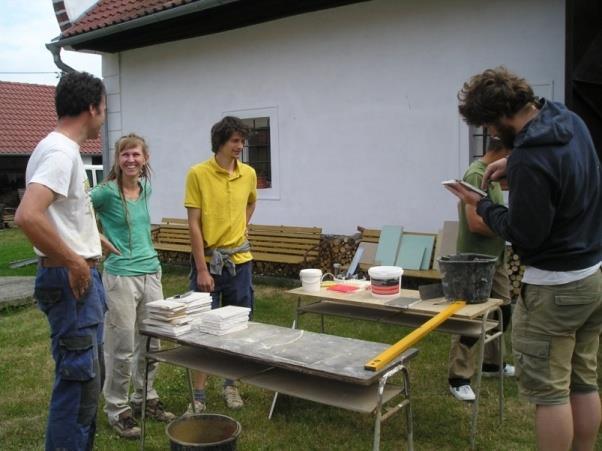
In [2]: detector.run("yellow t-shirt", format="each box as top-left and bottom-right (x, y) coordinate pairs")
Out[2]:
(184, 157), (257, 264)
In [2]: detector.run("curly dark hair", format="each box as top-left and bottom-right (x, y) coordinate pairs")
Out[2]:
(458, 67), (535, 126)
(210, 116), (250, 153)
(55, 71), (105, 119)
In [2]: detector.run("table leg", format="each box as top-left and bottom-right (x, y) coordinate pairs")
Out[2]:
(470, 311), (486, 451)
(268, 392), (279, 419)
(372, 362), (413, 451)
(140, 336), (151, 451)
(187, 368), (195, 413)
(496, 307), (504, 422)
(470, 306), (504, 449)
(292, 296), (300, 329)
(402, 366), (414, 451)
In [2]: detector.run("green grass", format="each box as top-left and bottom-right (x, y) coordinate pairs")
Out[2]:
(0, 229), (37, 276)
(0, 231), (600, 450)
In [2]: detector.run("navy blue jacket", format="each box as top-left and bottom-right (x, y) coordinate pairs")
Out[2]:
(477, 99), (602, 271)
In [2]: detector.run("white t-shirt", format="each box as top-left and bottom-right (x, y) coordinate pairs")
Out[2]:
(25, 131), (101, 258)
(522, 262), (601, 285)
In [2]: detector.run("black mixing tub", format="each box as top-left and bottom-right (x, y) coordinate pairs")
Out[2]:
(437, 253), (497, 304)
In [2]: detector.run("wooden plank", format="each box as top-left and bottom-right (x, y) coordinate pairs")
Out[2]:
(403, 269), (441, 280)
(158, 224), (189, 231)
(374, 225), (403, 266)
(433, 221), (458, 271)
(248, 232), (321, 242)
(150, 347), (270, 380)
(142, 322), (410, 385)
(432, 229), (443, 271)
(249, 236), (320, 245)
(158, 231), (190, 239)
(251, 243), (318, 252)
(154, 243), (191, 252)
(395, 234), (435, 271)
(161, 217), (188, 225)
(298, 301), (499, 337)
(249, 224), (321, 234)
(359, 228), (380, 244)
(242, 368), (403, 414)
(287, 286), (502, 320)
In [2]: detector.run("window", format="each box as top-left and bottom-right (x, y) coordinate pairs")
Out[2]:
(241, 117), (271, 189)
(468, 125), (489, 161)
(224, 107), (280, 200)
(84, 164), (104, 187)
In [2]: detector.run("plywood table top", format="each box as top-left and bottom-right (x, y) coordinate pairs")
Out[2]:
(141, 321), (414, 385)
(286, 286), (502, 320)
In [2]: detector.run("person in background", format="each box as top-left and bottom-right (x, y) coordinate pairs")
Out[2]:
(15, 71), (107, 451)
(91, 134), (175, 439)
(185, 116), (257, 412)
(448, 137), (514, 402)
(447, 66), (602, 451)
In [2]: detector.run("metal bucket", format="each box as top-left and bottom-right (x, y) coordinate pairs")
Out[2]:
(166, 414), (241, 451)
(437, 253), (497, 304)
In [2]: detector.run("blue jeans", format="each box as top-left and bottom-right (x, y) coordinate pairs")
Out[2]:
(35, 266), (106, 451)
(189, 260), (254, 316)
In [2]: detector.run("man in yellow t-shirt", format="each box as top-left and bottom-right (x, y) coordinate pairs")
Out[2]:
(184, 116), (257, 411)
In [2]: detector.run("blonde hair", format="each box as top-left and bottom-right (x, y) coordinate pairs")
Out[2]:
(102, 133), (152, 254)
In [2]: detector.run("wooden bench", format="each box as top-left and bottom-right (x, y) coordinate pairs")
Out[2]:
(357, 227), (441, 280)
(152, 217), (191, 253)
(152, 220), (322, 266)
(248, 224), (321, 265)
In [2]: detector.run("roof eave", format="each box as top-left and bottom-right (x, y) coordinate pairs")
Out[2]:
(48, 0), (238, 52)
(48, 0), (370, 53)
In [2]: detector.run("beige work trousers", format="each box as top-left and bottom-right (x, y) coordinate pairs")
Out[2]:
(448, 263), (511, 381)
(102, 271), (163, 423)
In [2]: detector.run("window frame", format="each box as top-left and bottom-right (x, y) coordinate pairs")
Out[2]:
(223, 107), (280, 200)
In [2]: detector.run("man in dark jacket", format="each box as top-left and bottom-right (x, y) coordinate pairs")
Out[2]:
(446, 67), (602, 451)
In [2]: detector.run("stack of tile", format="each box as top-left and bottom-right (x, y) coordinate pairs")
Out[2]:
(194, 305), (251, 335)
(167, 292), (212, 320)
(143, 299), (191, 336)
(143, 292), (214, 336)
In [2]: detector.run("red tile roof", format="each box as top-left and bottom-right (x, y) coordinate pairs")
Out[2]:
(0, 81), (101, 156)
(61, 0), (196, 38)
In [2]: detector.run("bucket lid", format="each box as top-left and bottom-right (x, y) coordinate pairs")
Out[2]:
(300, 268), (322, 277)
(368, 266), (403, 278)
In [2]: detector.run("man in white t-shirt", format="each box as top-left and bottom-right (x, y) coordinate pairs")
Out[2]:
(15, 71), (108, 451)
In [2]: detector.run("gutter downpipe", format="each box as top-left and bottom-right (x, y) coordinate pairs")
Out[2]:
(45, 0), (238, 49)
(46, 42), (111, 178)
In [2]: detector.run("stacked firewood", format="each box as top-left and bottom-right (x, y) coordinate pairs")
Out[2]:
(319, 234), (361, 274)
(505, 245), (525, 299)
(253, 261), (301, 278)
(1, 207), (15, 229)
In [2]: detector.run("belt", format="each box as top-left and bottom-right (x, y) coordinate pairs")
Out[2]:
(40, 256), (100, 268)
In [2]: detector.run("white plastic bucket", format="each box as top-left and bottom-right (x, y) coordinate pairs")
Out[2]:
(368, 266), (404, 299)
(299, 268), (322, 292)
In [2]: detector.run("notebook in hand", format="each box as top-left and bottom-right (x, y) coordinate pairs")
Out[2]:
(441, 179), (487, 197)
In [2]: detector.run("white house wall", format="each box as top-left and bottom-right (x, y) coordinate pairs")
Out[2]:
(109, 0), (564, 234)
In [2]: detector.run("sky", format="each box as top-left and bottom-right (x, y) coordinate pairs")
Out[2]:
(0, 0), (101, 86)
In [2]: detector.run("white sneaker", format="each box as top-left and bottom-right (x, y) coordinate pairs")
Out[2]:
(185, 400), (206, 415)
(450, 384), (476, 402)
(223, 385), (244, 409)
(483, 363), (516, 378)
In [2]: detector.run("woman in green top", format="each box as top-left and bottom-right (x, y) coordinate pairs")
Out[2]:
(91, 134), (174, 439)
